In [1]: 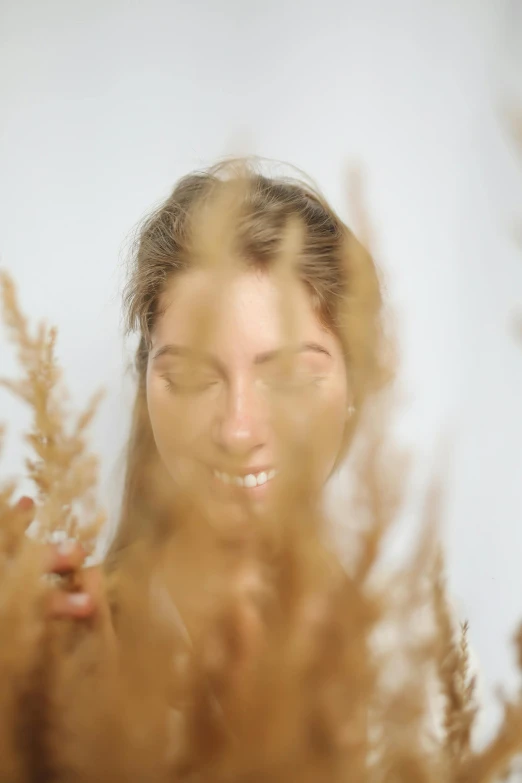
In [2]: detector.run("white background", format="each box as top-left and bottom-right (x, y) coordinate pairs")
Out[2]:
(1, 0), (521, 743)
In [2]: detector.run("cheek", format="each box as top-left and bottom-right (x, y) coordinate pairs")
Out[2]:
(308, 378), (349, 476)
(146, 376), (211, 466)
(274, 376), (348, 479)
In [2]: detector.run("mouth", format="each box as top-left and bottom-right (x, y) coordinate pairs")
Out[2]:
(212, 467), (277, 489)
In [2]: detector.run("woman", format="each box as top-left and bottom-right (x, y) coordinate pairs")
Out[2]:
(4, 159), (392, 781)
(24, 158), (388, 642)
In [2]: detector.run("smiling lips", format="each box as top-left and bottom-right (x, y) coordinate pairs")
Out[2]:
(213, 468), (277, 488)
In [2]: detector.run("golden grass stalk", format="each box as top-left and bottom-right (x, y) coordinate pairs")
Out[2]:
(0, 155), (521, 782)
(0, 272), (105, 550)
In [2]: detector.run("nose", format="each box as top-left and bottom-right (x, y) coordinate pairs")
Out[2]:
(213, 377), (266, 458)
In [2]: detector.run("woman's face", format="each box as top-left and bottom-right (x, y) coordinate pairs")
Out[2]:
(146, 268), (349, 529)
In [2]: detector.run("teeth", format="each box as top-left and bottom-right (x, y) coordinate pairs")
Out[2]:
(214, 469), (276, 488)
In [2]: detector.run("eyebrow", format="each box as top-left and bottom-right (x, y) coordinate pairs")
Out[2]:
(253, 342), (331, 365)
(152, 342), (331, 364)
(152, 344), (219, 365)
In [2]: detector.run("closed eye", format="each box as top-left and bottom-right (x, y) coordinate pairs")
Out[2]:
(161, 372), (220, 394)
(256, 357), (326, 391)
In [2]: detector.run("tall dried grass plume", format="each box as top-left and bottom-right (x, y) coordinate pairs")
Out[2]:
(0, 160), (521, 782)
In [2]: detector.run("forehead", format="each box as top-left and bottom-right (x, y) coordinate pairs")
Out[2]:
(153, 268), (331, 353)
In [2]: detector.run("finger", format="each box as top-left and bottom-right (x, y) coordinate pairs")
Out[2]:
(45, 539), (87, 575)
(16, 496), (36, 535)
(17, 496), (35, 514)
(47, 588), (95, 619)
(46, 567), (114, 633)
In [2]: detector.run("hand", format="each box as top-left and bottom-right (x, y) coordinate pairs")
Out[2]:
(16, 496), (109, 624)
(2, 501), (120, 782)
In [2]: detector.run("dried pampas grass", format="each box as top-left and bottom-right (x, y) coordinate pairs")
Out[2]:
(0, 160), (521, 783)
(0, 273), (105, 550)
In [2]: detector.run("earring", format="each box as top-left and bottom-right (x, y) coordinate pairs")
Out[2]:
(347, 405), (355, 418)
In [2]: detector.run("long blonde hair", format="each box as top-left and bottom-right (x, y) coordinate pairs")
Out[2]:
(107, 159), (389, 565)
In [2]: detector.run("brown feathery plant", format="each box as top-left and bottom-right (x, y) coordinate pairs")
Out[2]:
(1, 157), (522, 782)
(0, 271), (108, 782)
(0, 272), (105, 550)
